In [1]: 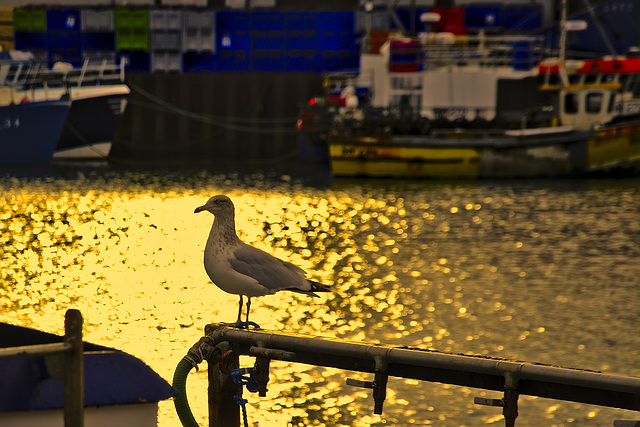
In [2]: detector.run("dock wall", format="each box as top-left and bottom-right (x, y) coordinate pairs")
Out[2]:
(110, 72), (324, 163)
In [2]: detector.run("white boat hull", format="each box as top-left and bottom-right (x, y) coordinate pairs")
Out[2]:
(53, 142), (112, 160)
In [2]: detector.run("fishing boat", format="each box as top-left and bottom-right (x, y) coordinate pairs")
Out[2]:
(1, 50), (129, 160)
(304, 6), (640, 178)
(0, 86), (71, 164)
(0, 317), (176, 427)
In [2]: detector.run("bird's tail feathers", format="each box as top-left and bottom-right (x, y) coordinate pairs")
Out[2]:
(309, 280), (331, 293)
(287, 280), (330, 297)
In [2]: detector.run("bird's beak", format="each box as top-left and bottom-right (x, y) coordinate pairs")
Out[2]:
(194, 206), (206, 214)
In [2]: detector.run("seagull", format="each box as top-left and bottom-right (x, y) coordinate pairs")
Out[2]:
(195, 195), (330, 324)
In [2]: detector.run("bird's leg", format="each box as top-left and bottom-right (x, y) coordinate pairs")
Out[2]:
(236, 295), (243, 324)
(245, 297), (252, 323)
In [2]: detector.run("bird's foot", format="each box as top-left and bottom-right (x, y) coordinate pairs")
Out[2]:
(233, 321), (261, 329)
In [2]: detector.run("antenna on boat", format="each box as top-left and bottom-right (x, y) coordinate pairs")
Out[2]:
(364, 0), (373, 53)
(558, 0), (569, 86)
(579, 0), (617, 57)
(558, 0), (587, 87)
(385, 0), (407, 35)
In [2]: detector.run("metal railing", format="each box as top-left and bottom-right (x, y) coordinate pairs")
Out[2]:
(0, 309), (84, 427)
(182, 323), (640, 427)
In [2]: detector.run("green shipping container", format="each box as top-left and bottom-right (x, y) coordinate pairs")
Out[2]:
(115, 8), (149, 51)
(13, 8), (47, 32)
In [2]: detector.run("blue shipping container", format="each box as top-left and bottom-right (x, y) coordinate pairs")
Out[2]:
(464, 6), (503, 29)
(503, 5), (543, 31)
(252, 48), (285, 71)
(251, 11), (284, 31)
(216, 49), (249, 71)
(251, 30), (285, 50)
(321, 12), (354, 51)
(182, 51), (216, 72)
(285, 12), (320, 31)
(286, 28), (319, 50)
(286, 48), (319, 71)
(14, 32), (49, 51)
(47, 9), (81, 31)
(81, 32), (116, 51)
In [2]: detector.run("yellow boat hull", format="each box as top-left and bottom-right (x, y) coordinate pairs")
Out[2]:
(588, 123), (640, 171)
(328, 124), (640, 178)
(329, 142), (481, 178)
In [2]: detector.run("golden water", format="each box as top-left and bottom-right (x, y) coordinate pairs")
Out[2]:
(1, 167), (639, 426)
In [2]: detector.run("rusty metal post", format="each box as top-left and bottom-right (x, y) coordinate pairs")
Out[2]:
(64, 309), (84, 427)
(206, 324), (240, 427)
(503, 371), (520, 427)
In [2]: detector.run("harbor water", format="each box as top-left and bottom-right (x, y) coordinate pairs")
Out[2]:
(1, 163), (639, 426)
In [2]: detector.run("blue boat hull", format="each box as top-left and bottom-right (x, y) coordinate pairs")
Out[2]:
(0, 321), (176, 413)
(0, 100), (71, 164)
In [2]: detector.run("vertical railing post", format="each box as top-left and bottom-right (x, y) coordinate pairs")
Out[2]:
(206, 324), (240, 427)
(64, 309), (84, 427)
(503, 371), (520, 427)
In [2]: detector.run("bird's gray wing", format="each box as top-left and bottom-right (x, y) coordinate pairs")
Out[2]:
(228, 244), (309, 292)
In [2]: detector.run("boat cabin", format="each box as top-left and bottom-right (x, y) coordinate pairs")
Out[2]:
(541, 57), (640, 130)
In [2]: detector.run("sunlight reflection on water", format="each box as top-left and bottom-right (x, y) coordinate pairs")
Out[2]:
(1, 169), (640, 426)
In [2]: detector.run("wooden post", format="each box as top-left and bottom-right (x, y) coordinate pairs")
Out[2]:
(64, 309), (84, 427)
(207, 324), (240, 427)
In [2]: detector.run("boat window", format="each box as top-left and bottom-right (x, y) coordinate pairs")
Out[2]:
(586, 92), (603, 114)
(391, 76), (421, 90)
(6, 64), (20, 84)
(399, 95), (412, 106)
(564, 93), (579, 114)
(607, 93), (616, 113)
(584, 74), (597, 84)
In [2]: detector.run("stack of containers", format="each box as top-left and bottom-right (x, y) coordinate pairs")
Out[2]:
(216, 10), (249, 71)
(9, 7), (360, 73)
(0, 8), (14, 51)
(150, 9), (182, 72)
(80, 8), (116, 61)
(46, 9), (82, 65)
(250, 11), (284, 71)
(320, 11), (357, 71)
(182, 9), (216, 71)
(115, 8), (150, 71)
(13, 8), (48, 63)
(285, 12), (320, 71)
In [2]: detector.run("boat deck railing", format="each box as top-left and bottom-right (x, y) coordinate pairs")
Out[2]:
(383, 33), (546, 71)
(422, 34), (545, 70)
(184, 323), (640, 427)
(1, 55), (126, 96)
(27, 56), (127, 88)
(0, 310), (84, 427)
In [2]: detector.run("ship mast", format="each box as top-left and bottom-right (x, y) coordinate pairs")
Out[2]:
(558, 0), (569, 86)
